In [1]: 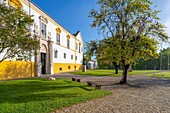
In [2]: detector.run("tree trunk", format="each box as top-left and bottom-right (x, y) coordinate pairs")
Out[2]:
(120, 60), (129, 85)
(113, 62), (119, 74)
(115, 67), (118, 74)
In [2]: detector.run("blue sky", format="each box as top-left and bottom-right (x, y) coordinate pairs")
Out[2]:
(32, 0), (170, 48)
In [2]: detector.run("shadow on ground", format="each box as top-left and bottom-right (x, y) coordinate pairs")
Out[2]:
(0, 79), (94, 104)
(80, 76), (170, 90)
(127, 77), (170, 88)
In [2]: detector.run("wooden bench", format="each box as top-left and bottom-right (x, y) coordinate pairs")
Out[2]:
(87, 81), (93, 86)
(86, 81), (102, 90)
(72, 77), (81, 82)
(95, 84), (102, 90)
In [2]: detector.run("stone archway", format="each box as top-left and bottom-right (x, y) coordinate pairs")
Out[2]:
(35, 38), (53, 76)
(40, 44), (47, 53)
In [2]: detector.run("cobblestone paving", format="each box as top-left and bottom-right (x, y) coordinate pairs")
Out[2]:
(51, 74), (170, 113)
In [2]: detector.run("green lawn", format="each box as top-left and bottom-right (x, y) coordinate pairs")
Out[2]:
(146, 71), (170, 78)
(0, 78), (110, 113)
(70, 69), (161, 76)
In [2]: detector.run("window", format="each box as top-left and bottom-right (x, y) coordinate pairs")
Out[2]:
(54, 50), (58, 58)
(68, 66), (71, 69)
(56, 33), (60, 45)
(81, 47), (83, 52)
(79, 46), (81, 53)
(71, 55), (73, 60)
(76, 44), (78, 50)
(67, 39), (70, 49)
(41, 23), (46, 38)
(75, 56), (77, 60)
(64, 53), (66, 59)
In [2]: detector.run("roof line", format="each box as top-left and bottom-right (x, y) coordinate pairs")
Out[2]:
(29, 0), (79, 39)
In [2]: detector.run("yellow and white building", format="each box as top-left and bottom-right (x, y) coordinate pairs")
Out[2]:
(0, 0), (84, 80)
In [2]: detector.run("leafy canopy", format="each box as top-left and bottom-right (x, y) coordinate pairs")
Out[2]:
(89, 0), (169, 65)
(0, 3), (39, 62)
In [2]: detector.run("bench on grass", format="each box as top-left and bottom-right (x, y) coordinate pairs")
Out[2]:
(86, 81), (102, 90)
(71, 77), (81, 82)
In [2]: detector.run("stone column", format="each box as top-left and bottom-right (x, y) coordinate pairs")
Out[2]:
(82, 65), (86, 72)
(47, 32), (54, 74)
(34, 25), (41, 77)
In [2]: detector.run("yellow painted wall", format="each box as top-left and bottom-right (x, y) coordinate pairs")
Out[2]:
(0, 61), (35, 80)
(54, 63), (83, 73)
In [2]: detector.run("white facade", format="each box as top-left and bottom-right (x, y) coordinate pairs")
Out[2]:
(87, 60), (97, 69)
(2, 0), (84, 75)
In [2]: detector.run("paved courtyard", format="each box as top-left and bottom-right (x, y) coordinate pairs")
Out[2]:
(51, 73), (170, 113)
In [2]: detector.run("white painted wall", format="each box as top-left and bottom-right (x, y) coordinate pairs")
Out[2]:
(3, 0), (84, 64)
(76, 52), (83, 64)
(53, 44), (75, 64)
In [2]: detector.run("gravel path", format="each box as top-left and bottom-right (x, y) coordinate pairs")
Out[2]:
(51, 74), (170, 113)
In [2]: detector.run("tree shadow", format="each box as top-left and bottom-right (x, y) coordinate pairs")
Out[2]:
(84, 77), (170, 89)
(127, 78), (170, 88)
(0, 92), (79, 104)
(78, 86), (93, 91)
(0, 79), (95, 104)
(0, 61), (34, 80)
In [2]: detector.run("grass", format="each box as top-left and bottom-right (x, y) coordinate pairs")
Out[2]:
(146, 71), (170, 78)
(71, 69), (170, 78)
(70, 69), (161, 77)
(0, 78), (110, 113)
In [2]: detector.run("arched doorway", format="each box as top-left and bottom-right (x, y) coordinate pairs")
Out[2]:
(40, 44), (47, 74)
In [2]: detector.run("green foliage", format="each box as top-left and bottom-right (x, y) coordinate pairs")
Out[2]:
(84, 40), (98, 61)
(0, 3), (39, 62)
(89, 0), (169, 66)
(135, 47), (170, 70)
(0, 78), (110, 113)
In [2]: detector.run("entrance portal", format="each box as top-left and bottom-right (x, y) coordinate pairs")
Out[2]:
(41, 53), (46, 74)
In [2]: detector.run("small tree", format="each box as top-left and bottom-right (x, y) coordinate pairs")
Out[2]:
(89, 0), (169, 84)
(0, 3), (39, 63)
(98, 38), (121, 74)
(85, 39), (120, 74)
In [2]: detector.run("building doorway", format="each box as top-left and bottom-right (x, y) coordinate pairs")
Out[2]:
(41, 53), (46, 74)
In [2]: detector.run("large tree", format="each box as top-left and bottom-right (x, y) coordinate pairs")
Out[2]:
(0, 3), (39, 63)
(89, 0), (169, 84)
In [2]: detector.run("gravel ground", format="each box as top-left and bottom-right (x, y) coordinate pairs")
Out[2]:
(51, 74), (170, 113)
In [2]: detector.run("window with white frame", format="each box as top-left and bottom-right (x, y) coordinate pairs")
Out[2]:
(81, 47), (83, 52)
(76, 44), (78, 50)
(79, 45), (81, 53)
(54, 49), (58, 58)
(67, 39), (70, 49)
(71, 55), (73, 60)
(56, 33), (60, 44)
(41, 23), (46, 38)
(64, 53), (66, 59)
